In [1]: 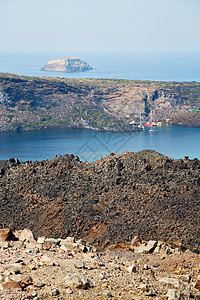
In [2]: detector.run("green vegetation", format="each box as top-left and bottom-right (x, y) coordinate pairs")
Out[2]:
(12, 121), (26, 127)
(27, 121), (40, 127)
(71, 102), (131, 131)
(27, 107), (37, 113)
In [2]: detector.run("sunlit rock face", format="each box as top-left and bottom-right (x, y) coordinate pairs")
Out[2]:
(41, 57), (93, 73)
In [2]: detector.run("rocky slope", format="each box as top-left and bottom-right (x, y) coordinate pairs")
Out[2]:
(0, 228), (199, 299)
(0, 73), (200, 132)
(0, 150), (199, 254)
(169, 111), (200, 127)
(41, 57), (93, 73)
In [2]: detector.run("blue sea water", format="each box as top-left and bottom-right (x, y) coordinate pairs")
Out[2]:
(0, 52), (200, 162)
(0, 52), (200, 82)
(0, 126), (199, 163)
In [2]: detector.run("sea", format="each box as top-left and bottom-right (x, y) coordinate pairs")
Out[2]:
(0, 51), (200, 162)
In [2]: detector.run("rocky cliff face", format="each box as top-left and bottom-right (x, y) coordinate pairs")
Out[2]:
(41, 57), (93, 73)
(0, 73), (200, 132)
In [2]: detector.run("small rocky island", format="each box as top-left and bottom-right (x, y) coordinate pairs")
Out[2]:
(41, 56), (93, 73)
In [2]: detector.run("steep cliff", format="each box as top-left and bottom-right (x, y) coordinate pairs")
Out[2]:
(0, 73), (200, 132)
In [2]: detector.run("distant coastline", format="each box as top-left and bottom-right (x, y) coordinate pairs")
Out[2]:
(0, 73), (200, 133)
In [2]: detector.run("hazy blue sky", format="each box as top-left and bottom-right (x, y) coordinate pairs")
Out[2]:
(0, 0), (200, 52)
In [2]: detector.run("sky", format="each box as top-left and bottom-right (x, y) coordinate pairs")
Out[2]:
(0, 0), (200, 53)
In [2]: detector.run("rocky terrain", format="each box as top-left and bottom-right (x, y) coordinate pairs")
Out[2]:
(0, 150), (199, 255)
(0, 228), (199, 300)
(0, 73), (200, 132)
(41, 57), (93, 73)
(169, 111), (200, 127)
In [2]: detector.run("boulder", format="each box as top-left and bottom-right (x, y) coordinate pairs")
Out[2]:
(25, 247), (39, 255)
(65, 274), (83, 289)
(45, 238), (60, 246)
(134, 240), (157, 254)
(2, 281), (22, 291)
(93, 257), (105, 266)
(131, 236), (141, 245)
(6, 265), (21, 275)
(19, 276), (33, 288)
(12, 241), (24, 249)
(18, 229), (36, 242)
(40, 255), (56, 266)
(65, 273), (91, 289)
(9, 274), (23, 283)
(195, 280), (200, 291)
(37, 237), (46, 244)
(33, 278), (44, 288)
(74, 261), (85, 269)
(167, 289), (184, 300)
(52, 288), (59, 296)
(0, 228), (16, 242)
(127, 265), (136, 273)
(159, 277), (191, 296)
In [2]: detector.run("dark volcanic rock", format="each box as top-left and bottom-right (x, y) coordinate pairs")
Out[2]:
(0, 150), (199, 253)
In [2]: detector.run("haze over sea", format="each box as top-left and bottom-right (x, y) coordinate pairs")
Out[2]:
(1, 52), (200, 82)
(0, 52), (200, 162)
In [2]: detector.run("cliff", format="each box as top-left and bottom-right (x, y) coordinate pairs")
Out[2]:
(41, 57), (93, 73)
(0, 73), (200, 132)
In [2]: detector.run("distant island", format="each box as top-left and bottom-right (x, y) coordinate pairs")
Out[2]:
(41, 57), (93, 73)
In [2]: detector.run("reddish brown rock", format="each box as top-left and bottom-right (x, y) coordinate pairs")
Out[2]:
(0, 228), (16, 242)
(42, 243), (52, 251)
(20, 276), (33, 288)
(195, 280), (200, 291)
(2, 281), (22, 291)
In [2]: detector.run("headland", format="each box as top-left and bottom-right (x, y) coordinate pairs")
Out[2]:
(0, 73), (200, 133)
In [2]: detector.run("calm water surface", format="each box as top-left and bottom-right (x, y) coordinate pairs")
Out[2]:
(0, 52), (200, 161)
(0, 126), (199, 162)
(0, 52), (200, 82)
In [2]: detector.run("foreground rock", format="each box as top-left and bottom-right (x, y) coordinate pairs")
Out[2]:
(0, 229), (200, 300)
(0, 228), (199, 299)
(0, 229), (16, 242)
(41, 57), (93, 73)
